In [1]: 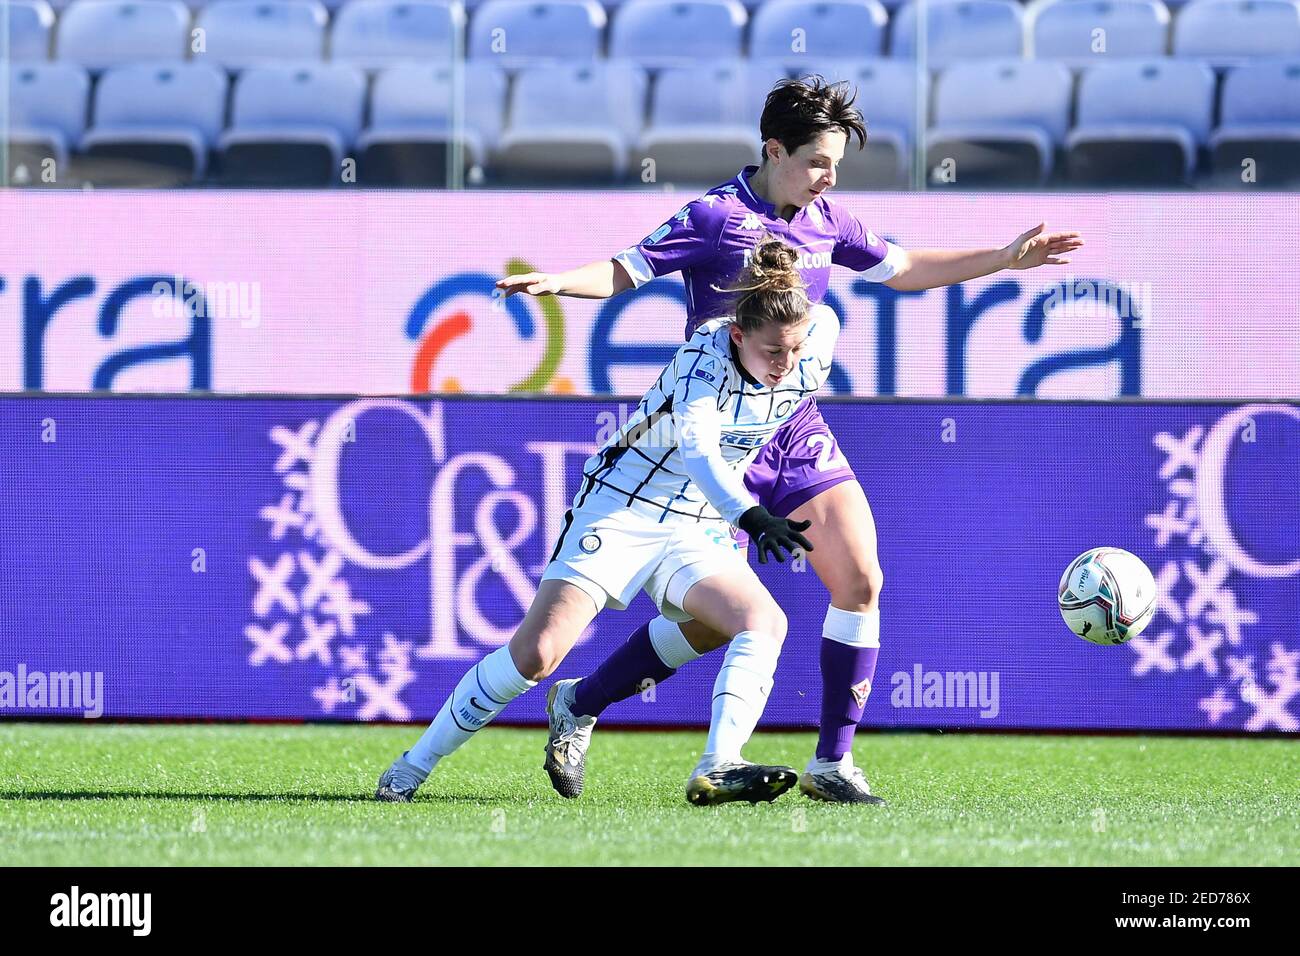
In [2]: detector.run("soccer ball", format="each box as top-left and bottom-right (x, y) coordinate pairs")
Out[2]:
(1058, 548), (1158, 645)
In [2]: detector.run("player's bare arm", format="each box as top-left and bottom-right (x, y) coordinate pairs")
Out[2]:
(883, 223), (1085, 292)
(494, 258), (634, 300)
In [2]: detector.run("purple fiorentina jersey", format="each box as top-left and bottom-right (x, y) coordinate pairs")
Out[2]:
(614, 165), (907, 337)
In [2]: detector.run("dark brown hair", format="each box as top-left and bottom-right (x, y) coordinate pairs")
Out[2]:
(759, 75), (867, 161)
(722, 235), (810, 333)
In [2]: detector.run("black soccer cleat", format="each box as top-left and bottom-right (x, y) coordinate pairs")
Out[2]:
(685, 761), (799, 806)
(799, 757), (888, 805)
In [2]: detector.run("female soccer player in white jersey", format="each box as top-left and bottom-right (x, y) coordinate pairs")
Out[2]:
(495, 77), (1082, 804)
(378, 237), (844, 805)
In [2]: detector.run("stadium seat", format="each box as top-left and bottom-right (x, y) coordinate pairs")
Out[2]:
(609, 0), (748, 68)
(468, 0), (606, 66)
(1209, 60), (1300, 186)
(331, 0), (466, 68)
(358, 61), (507, 184)
(194, 0), (329, 69)
(1030, 0), (1171, 64)
(890, 0), (1024, 68)
(3, 0), (55, 61)
(493, 61), (648, 183)
(800, 58), (918, 187)
(636, 60), (788, 184)
(4, 62), (88, 184)
(748, 0), (888, 64)
(927, 59), (1072, 185)
(1066, 59), (1215, 185)
(78, 62), (227, 185)
(218, 63), (366, 185)
(1172, 0), (1300, 66)
(55, 0), (191, 70)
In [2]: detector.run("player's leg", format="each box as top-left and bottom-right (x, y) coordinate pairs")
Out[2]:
(760, 398), (886, 804)
(784, 480), (887, 804)
(568, 615), (727, 720)
(674, 567), (798, 805)
(376, 578), (599, 802)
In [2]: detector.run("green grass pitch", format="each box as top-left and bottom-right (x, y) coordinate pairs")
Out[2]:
(1, 723), (1296, 866)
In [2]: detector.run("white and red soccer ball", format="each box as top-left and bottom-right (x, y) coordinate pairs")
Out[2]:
(1059, 547), (1158, 646)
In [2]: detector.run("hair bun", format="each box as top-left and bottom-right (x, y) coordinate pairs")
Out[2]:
(744, 234), (805, 294)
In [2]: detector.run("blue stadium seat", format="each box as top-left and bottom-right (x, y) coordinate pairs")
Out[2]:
(219, 63), (366, 184)
(194, 0), (329, 69)
(1210, 60), (1300, 185)
(890, 0), (1024, 67)
(358, 61), (507, 184)
(331, 0), (466, 68)
(4, 63), (88, 180)
(468, 0), (606, 66)
(4, 0), (55, 61)
(799, 58), (918, 186)
(1030, 0), (1170, 63)
(927, 59), (1073, 185)
(637, 60), (789, 183)
(609, 0), (748, 68)
(1172, 0), (1300, 66)
(749, 0), (888, 64)
(79, 62), (227, 183)
(494, 61), (648, 182)
(1067, 59), (1215, 184)
(56, 1), (191, 70)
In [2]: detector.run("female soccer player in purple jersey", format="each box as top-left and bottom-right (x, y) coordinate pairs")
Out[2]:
(496, 77), (1083, 804)
(379, 238), (841, 805)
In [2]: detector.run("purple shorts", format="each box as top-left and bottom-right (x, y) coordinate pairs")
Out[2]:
(743, 396), (857, 518)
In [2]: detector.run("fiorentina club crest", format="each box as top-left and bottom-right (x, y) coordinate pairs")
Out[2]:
(1134, 404), (1300, 731)
(850, 677), (872, 709)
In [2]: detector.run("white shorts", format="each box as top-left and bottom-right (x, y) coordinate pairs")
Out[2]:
(541, 506), (750, 623)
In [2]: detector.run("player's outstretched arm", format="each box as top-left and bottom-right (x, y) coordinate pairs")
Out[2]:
(494, 258), (635, 300)
(883, 223), (1084, 292)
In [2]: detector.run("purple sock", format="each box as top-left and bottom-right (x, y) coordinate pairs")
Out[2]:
(571, 622), (677, 718)
(816, 638), (880, 761)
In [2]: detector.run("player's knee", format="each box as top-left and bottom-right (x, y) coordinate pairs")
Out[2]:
(739, 603), (787, 644)
(509, 641), (562, 682)
(830, 558), (884, 611)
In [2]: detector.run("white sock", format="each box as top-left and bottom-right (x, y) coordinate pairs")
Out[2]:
(648, 616), (703, 668)
(701, 630), (782, 767)
(406, 645), (536, 774)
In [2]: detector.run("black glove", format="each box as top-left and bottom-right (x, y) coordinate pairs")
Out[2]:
(737, 506), (814, 565)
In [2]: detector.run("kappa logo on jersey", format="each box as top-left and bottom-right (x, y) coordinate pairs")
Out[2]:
(807, 203), (826, 231)
(674, 206), (691, 226)
(740, 213), (763, 230)
(866, 228), (880, 246)
(718, 185), (738, 196)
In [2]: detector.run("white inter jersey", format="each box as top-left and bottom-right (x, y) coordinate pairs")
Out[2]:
(570, 304), (840, 527)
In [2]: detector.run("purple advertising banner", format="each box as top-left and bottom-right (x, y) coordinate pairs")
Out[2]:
(1, 395), (1297, 733)
(1, 191), (1298, 398)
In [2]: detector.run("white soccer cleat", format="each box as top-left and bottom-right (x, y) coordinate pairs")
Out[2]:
(799, 754), (887, 805)
(544, 679), (597, 799)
